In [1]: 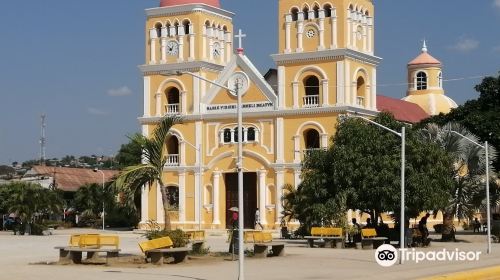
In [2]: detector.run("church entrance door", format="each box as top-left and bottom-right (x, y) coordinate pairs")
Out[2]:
(225, 172), (257, 229)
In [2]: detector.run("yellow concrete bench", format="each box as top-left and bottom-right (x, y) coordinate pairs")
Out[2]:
(361, 228), (387, 249)
(243, 230), (263, 243)
(138, 237), (189, 265)
(185, 230), (206, 251)
(69, 234), (119, 249)
(304, 227), (344, 248)
(250, 232), (285, 258)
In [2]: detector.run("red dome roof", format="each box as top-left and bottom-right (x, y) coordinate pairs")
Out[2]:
(408, 52), (441, 66)
(160, 0), (220, 8)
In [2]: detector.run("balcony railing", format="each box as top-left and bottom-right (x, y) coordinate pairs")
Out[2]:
(356, 96), (364, 106)
(165, 104), (180, 115)
(303, 95), (319, 108)
(165, 154), (179, 166)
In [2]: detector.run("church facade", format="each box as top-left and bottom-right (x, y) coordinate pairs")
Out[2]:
(138, 0), (435, 230)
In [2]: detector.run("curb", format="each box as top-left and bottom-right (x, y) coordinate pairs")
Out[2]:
(419, 265), (500, 280)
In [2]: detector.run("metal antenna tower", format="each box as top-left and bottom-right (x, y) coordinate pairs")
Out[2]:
(40, 114), (46, 166)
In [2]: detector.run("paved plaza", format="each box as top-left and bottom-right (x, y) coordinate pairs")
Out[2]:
(1, 229), (499, 280)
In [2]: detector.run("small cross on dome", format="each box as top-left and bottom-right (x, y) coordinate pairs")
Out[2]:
(235, 29), (246, 54)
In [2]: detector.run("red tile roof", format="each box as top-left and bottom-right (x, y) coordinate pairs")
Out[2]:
(408, 51), (441, 66)
(31, 166), (118, 192)
(377, 95), (430, 123)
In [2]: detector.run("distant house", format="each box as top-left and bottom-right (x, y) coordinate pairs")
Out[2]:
(23, 166), (118, 192)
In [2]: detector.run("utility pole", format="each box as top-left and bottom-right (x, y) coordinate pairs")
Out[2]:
(40, 114), (47, 166)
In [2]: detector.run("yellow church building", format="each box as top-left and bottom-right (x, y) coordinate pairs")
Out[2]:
(138, 0), (455, 230)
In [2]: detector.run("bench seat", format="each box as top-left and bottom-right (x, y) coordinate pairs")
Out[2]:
(146, 247), (190, 265)
(361, 229), (388, 249)
(253, 242), (286, 258)
(55, 246), (120, 264)
(304, 236), (344, 248)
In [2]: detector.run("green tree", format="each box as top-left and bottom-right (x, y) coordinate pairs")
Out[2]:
(420, 122), (498, 241)
(74, 183), (109, 217)
(114, 116), (181, 230)
(5, 182), (63, 234)
(422, 73), (500, 171)
(331, 113), (453, 224)
(115, 133), (143, 169)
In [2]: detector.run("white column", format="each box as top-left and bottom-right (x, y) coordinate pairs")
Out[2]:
(212, 170), (221, 225)
(155, 93), (162, 117)
(140, 184), (149, 223)
(336, 61), (344, 105)
(202, 26), (207, 60)
(285, 21), (291, 53)
(367, 17), (373, 54)
(351, 81), (357, 105)
(189, 25), (195, 61)
(225, 32), (232, 62)
(194, 121), (202, 226)
(294, 169), (302, 188)
(297, 14), (304, 52)
(180, 90), (187, 114)
(160, 37), (167, 63)
(258, 168), (267, 225)
(362, 19), (368, 52)
(321, 133), (328, 148)
(346, 11), (352, 48)
(243, 127), (248, 142)
(209, 37), (214, 61)
(143, 77), (151, 117)
(275, 170), (284, 224)
(156, 184), (164, 224)
(179, 172), (186, 223)
(371, 69), (377, 110)
(149, 29), (158, 64)
(194, 170), (200, 226)
(318, 18), (325, 50)
(321, 79), (329, 106)
(278, 66), (285, 109)
(178, 35), (184, 62)
(293, 135), (300, 163)
(276, 118), (284, 163)
(193, 74), (200, 114)
(345, 60), (351, 105)
(331, 10), (337, 49)
(292, 82), (299, 109)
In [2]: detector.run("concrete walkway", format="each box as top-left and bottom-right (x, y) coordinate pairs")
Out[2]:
(1, 229), (499, 280)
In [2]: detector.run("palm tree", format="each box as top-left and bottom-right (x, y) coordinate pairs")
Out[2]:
(420, 122), (497, 241)
(115, 115), (181, 230)
(74, 183), (106, 218)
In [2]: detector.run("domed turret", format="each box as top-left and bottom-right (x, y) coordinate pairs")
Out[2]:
(160, 0), (220, 8)
(402, 41), (457, 115)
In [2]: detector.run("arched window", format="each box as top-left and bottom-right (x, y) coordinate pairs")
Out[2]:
(303, 6), (310, 20)
(247, 127), (256, 142)
(166, 135), (179, 166)
(165, 87), (180, 114)
(223, 128), (231, 143)
(303, 76), (320, 107)
(174, 22), (180, 36)
(313, 5), (320, 19)
(416, 72), (427, 90)
(304, 76), (320, 96)
(324, 4), (332, 17)
(438, 72), (443, 88)
(291, 8), (299, 21)
(166, 186), (179, 209)
(356, 76), (366, 106)
(155, 23), (163, 38)
(304, 129), (320, 149)
(233, 127), (244, 143)
(182, 20), (190, 35)
(166, 22), (172, 37)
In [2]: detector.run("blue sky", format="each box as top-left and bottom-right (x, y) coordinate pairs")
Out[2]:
(1, 0), (499, 164)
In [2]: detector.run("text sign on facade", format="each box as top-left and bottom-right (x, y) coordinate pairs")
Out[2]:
(206, 102), (273, 113)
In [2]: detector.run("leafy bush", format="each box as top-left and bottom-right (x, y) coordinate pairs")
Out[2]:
(30, 223), (48, 235)
(143, 220), (189, 248)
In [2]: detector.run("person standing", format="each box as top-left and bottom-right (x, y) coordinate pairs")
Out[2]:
(255, 208), (263, 230)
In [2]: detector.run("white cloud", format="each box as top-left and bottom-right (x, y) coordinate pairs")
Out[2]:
(87, 107), (109, 116)
(494, 0), (500, 9)
(107, 86), (133, 97)
(448, 36), (479, 52)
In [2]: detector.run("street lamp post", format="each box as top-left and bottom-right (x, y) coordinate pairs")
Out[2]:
(181, 139), (203, 230)
(162, 70), (245, 279)
(350, 114), (406, 264)
(93, 168), (105, 231)
(450, 130), (492, 254)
